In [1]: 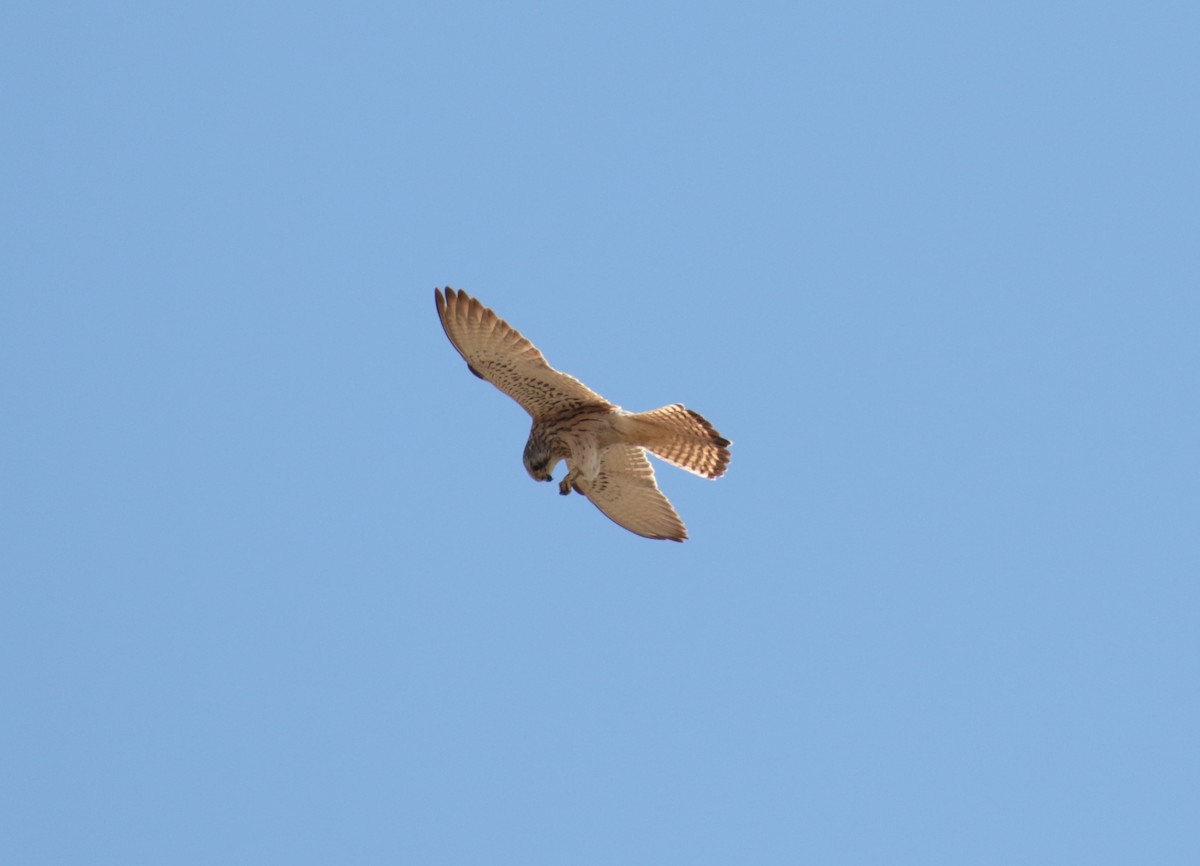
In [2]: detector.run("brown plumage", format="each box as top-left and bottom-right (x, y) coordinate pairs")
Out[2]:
(624, 404), (731, 479)
(435, 287), (730, 541)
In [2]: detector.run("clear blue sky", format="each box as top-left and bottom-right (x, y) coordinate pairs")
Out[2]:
(3, 2), (1197, 863)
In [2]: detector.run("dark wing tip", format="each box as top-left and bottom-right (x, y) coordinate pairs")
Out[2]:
(652, 528), (687, 541)
(643, 527), (687, 542)
(434, 287), (445, 315)
(435, 286), (469, 313)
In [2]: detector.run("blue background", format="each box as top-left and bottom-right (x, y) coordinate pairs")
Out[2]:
(3, 2), (1197, 863)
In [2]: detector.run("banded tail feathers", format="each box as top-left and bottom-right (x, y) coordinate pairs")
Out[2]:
(620, 404), (731, 479)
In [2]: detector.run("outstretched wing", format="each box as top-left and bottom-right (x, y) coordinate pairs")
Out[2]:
(435, 287), (613, 419)
(574, 444), (688, 541)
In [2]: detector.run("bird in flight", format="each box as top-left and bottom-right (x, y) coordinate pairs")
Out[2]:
(435, 287), (730, 541)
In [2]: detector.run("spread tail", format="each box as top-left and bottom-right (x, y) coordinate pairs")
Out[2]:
(622, 404), (731, 479)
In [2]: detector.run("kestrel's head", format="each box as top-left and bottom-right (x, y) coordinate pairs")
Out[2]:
(523, 431), (558, 482)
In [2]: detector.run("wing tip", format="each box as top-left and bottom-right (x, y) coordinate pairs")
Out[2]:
(652, 529), (687, 542)
(632, 529), (687, 542)
(436, 286), (472, 315)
